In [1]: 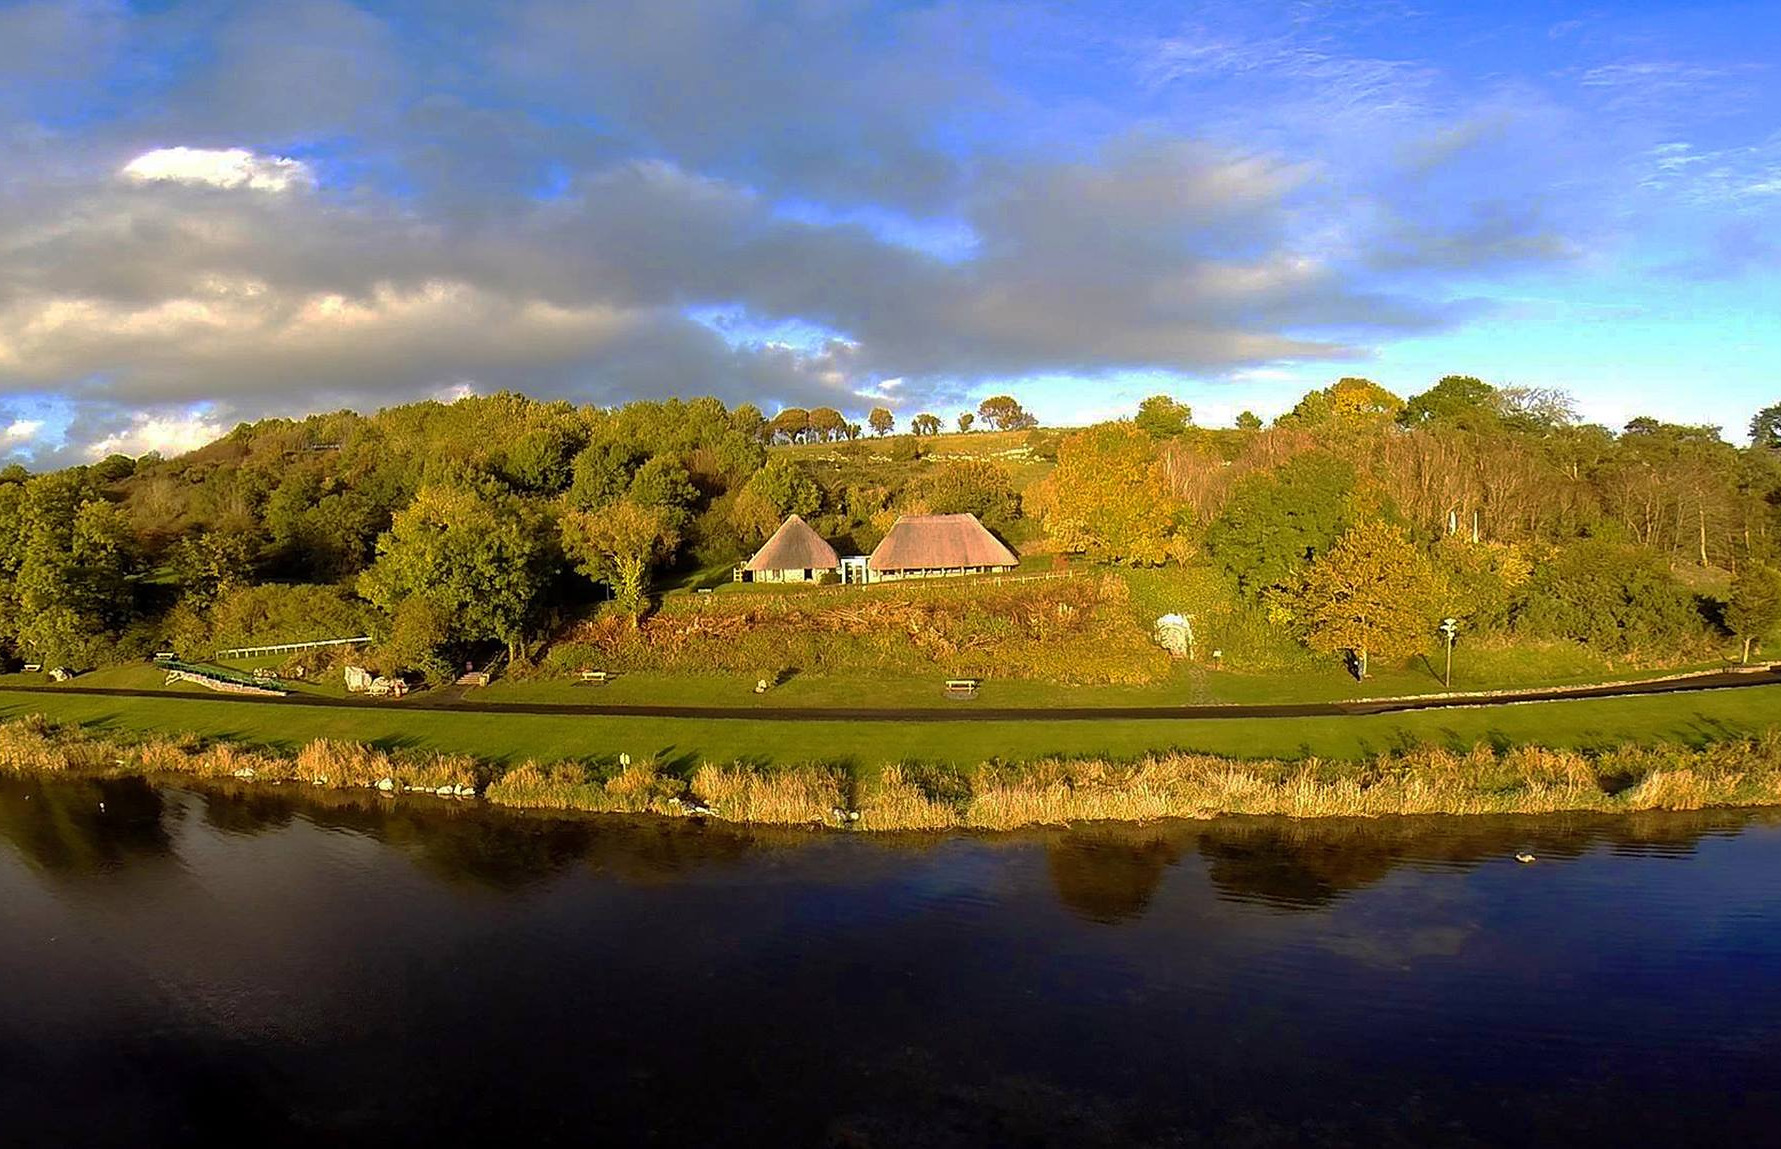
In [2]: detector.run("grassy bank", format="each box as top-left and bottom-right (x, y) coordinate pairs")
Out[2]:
(5, 695), (1781, 831)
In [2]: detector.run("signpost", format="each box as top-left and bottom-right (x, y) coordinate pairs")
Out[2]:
(1439, 617), (1459, 688)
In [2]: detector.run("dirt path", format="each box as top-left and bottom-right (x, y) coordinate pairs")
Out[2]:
(3, 667), (1778, 722)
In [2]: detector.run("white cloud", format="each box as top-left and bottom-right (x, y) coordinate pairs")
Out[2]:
(120, 146), (314, 192)
(2, 418), (43, 443)
(84, 411), (227, 459)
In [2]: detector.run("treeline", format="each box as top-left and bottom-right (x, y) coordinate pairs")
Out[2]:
(1034, 377), (1781, 670)
(0, 391), (1041, 673)
(1, 378), (1778, 678)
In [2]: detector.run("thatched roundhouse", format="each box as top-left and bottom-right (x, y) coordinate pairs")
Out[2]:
(742, 514), (841, 582)
(867, 513), (1018, 581)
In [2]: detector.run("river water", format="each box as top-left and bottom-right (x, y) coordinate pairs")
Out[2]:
(4, 776), (1780, 1147)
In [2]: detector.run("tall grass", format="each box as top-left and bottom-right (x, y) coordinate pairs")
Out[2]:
(8, 714), (1781, 832)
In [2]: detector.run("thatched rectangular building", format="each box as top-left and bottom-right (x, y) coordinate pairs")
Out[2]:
(867, 513), (1018, 581)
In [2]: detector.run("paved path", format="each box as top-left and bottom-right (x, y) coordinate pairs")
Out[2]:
(2, 667), (1778, 722)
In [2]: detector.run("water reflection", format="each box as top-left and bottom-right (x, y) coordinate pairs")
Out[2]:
(4, 777), (1780, 1147)
(3, 776), (1769, 919)
(0, 775), (173, 874)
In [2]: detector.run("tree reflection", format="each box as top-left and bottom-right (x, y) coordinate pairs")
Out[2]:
(1045, 830), (1182, 924)
(0, 776), (173, 875)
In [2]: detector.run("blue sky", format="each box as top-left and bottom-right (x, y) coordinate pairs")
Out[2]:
(0, 0), (1777, 462)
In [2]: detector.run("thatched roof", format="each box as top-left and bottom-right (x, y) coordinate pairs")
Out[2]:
(868, 514), (1018, 572)
(745, 515), (840, 572)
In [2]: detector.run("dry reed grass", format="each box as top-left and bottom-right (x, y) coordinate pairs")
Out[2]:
(10, 715), (1781, 833)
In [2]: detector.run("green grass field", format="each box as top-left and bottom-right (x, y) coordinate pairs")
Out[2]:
(3, 681), (1776, 772)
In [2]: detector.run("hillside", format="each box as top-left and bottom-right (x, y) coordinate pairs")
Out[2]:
(0, 379), (1776, 703)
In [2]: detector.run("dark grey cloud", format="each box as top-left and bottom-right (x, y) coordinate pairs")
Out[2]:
(0, 0), (1602, 460)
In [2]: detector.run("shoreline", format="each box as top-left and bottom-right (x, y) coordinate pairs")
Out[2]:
(6, 714), (1781, 833)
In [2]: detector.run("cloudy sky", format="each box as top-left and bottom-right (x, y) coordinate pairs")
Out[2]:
(1, 0), (1778, 463)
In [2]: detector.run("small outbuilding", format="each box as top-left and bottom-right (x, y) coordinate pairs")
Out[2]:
(867, 513), (1019, 581)
(742, 514), (841, 583)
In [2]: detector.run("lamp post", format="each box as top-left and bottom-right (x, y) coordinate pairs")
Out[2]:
(1439, 618), (1459, 688)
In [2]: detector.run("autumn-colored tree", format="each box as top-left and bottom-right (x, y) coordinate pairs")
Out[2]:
(1292, 520), (1436, 679)
(808, 407), (848, 442)
(868, 407), (895, 436)
(1029, 423), (1181, 565)
(1727, 563), (1781, 664)
(560, 499), (680, 624)
(1279, 377), (1405, 429)
(911, 413), (942, 436)
(977, 395), (1038, 431)
(768, 407), (810, 443)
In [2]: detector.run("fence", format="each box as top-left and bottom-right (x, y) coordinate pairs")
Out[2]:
(214, 636), (373, 660)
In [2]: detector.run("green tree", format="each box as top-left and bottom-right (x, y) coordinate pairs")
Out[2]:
(1727, 564), (1781, 664)
(359, 487), (556, 663)
(1516, 540), (1702, 655)
(731, 457), (822, 541)
(560, 499), (679, 624)
(627, 456), (698, 536)
(1206, 454), (1356, 597)
(956, 411), (975, 434)
(1399, 375), (1498, 429)
(1293, 520), (1437, 679)
(977, 395), (1038, 431)
(1234, 410), (1263, 431)
(502, 426), (577, 494)
(567, 439), (644, 511)
(1752, 402), (1781, 450)
(868, 407), (895, 436)
(1133, 395), (1193, 439)
(911, 413), (942, 436)
(915, 460), (1021, 532)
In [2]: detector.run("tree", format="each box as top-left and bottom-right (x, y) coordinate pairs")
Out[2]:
(808, 407), (848, 442)
(730, 403), (768, 443)
(1234, 411), (1263, 431)
(502, 426), (577, 494)
(731, 457), (821, 541)
(1134, 395), (1193, 439)
(1752, 402), (1781, 450)
(1293, 520), (1437, 679)
(978, 395), (1037, 431)
(627, 456), (697, 535)
(915, 460), (1021, 532)
(956, 412), (975, 434)
(1727, 564), (1781, 664)
(560, 499), (679, 624)
(1028, 423), (1180, 565)
(1279, 378), (1404, 428)
(1399, 376), (1497, 429)
(568, 439), (643, 510)
(868, 407), (895, 436)
(911, 413), (942, 436)
(769, 407), (811, 444)
(1206, 454), (1356, 597)
(359, 487), (556, 663)
(1516, 540), (1701, 655)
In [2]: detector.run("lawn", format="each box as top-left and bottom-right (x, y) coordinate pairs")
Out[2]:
(3, 682), (1777, 772)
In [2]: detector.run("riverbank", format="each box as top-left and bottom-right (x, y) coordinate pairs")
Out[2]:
(5, 713), (1781, 831)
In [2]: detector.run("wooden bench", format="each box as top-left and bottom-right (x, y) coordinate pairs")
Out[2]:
(944, 678), (980, 700)
(578, 670), (613, 685)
